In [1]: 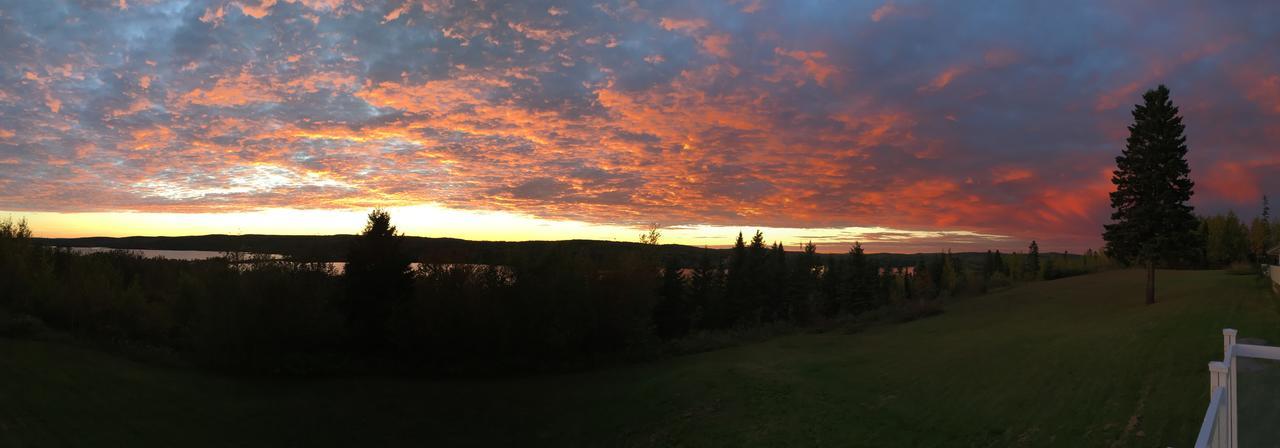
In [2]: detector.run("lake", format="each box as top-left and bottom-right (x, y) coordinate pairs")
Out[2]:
(55, 247), (491, 277)
(58, 247), (277, 261)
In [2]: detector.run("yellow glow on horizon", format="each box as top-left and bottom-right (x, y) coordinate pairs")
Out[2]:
(1, 205), (1010, 253)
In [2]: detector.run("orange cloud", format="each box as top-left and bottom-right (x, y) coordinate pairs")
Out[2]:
(43, 92), (62, 113)
(870, 2), (897, 22)
(1233, 68), (1280, 114)
(990, 166), (1033, 183)
(659, 17), (708, 34)
(178, 71), (281, 107)
(125, 126), (174, 151)
(918, 66), (967, 93)
(108, 97), (153, 119)
(237, 0), (277, 19)
(702, 34), (732, 59)
(772, 48), (838, 87)
(382, 1), (411, 22)
(200, 6), (226, 26)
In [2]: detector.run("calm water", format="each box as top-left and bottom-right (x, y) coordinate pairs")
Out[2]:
(59, 247), (274, 261)
(59, 248), (481, 276)
(322, 262), (429, 275)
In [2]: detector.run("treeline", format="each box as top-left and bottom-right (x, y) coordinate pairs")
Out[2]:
(647, 235), (1111, 339)
(1195, 198), (1279, 268)
(0, 213), (1111, 375)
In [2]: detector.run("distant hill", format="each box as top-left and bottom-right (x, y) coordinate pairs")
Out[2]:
(34, 235), (725, 266)
(33, 234), (1075, 268)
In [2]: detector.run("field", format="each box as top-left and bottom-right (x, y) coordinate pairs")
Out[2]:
(1, 269), (1276, 447)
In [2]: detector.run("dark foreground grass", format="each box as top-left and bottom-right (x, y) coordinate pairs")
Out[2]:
(1, 269), (1276, 447)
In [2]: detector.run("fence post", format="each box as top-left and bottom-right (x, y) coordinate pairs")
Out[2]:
(1223, 329), (1238, 448)
(1223, 329), (1237, 361)
(1209, 361), (1228, 447)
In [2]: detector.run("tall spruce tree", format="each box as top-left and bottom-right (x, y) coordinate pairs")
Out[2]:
(723, 232), (749, 326)
(1251, 196), (1272, 261)
(1103, 85), (1199, 305)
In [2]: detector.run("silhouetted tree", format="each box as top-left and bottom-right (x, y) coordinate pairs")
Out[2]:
(818, 258), (843, 317)
(846, 242), (876, 312)
(744, 231), (768, 322)
(939, 250), (959, 295)
(1249, 196), (1272, 262)
(910, 260), (936, 301)
(344, 209), (414, 350)
(787, 241), (820, 323)
(980, 250), (1006, 291)
(723, 232), (748, 327)
(764, 242), (788, 321)
(1025, 241), (1040, 280)
(653, 256), (689, 339)
(639, 223), (662, 246)
(1103, 85), (1199, 305)
(688, 249), (721, 329)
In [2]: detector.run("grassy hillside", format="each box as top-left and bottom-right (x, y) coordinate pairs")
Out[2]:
(1, 269), (1275, 447)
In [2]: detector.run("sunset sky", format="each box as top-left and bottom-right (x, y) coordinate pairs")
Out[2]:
(1, 0), (1277, 252)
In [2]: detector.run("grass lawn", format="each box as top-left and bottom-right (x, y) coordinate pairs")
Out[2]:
(1, 269), (1276, 447)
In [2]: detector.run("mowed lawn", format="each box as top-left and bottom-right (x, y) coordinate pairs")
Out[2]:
(1, 269), (1276, 447)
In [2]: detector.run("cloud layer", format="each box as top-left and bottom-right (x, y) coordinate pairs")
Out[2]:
(2, 0), (1279, 250)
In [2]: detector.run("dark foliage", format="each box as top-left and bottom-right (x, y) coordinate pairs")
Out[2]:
(3, 214), (1116, 376)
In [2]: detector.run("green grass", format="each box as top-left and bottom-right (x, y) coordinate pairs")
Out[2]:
(1, 269), (1276, 447)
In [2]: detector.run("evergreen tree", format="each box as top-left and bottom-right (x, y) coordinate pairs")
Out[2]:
(653, 256), (689, 339)
(910, 260), (936, 300)
(939, 251), (959, 295)
(980, 250), (997, 292)
(1267, 195), (1279, 260)
(688, 249), (721, 329)
(846, 242), (875, 313)
(1249, 196), (1272, 262)
(786, 241), (820, 323)
(344, 209), (414, 349)
(1025, 241), (1040, 280)
(1266, 195), (1272, 223)
(723, 232), (748, 327)
(818, 258), (843, 317)
(745, 231), (768, 321)
(1102, 85), (1199, 305)
(764, 242), (788, 321)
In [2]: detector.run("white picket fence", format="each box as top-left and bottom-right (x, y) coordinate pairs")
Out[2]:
(1194, 329), (1280, 448)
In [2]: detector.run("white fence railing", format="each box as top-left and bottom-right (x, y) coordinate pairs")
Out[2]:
(1194, 329), (1280, 448)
